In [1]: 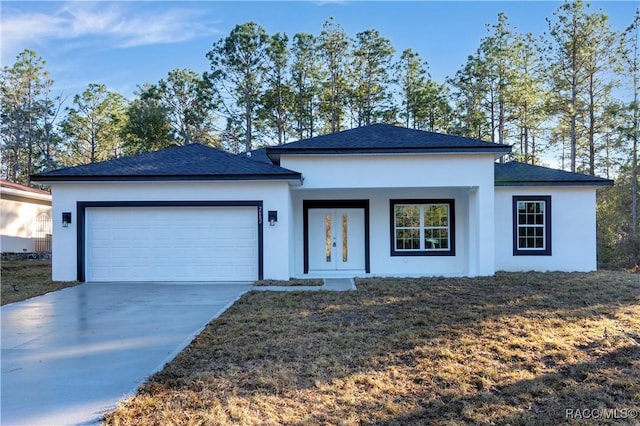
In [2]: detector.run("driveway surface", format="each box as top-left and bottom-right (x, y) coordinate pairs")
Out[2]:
(1, 282), (252, 425)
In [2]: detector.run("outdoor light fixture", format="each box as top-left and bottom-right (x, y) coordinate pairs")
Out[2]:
(62, 212), (72, 228)
(268, 210), (278, 226)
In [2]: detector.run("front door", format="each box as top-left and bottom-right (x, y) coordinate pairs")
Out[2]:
(308, 208), (365, 271)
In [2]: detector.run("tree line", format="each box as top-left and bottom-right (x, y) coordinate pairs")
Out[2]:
(1, 1), (638, 267)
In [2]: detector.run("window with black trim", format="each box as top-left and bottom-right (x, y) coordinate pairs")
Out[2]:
(513, 196), (551, 256)
(390, 199), (455, 256)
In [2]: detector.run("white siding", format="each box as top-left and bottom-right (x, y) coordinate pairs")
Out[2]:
(50, 181), (291, 281)
(494, 187), (598, 272)
(281, 153), (495, 189)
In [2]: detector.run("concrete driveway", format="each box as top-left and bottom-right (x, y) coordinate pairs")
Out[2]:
(1, 282), (252, 425)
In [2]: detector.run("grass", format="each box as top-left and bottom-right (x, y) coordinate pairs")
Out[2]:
(104, 272), (639, 425)
(1, 260), (80, 305)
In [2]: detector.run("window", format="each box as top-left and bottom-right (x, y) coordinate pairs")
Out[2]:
(390, 199), (455, 256)
(513, 196), (551, 256)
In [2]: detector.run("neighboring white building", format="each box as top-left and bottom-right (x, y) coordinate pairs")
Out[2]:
(32, 124), (612, 282)
(1, 179), (52, 254)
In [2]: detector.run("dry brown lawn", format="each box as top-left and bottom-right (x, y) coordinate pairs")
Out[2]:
(104, 272), (639, 425)
(1, 260), (79, 305)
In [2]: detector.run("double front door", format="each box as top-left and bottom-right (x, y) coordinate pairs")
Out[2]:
(308, 208), (365, 271)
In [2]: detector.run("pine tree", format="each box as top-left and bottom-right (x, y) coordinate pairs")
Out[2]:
(546, 0), (618, 174)
(348, 29), (395, 126)
(258, 33), (292, 145)
(318, 18), (350, 133)
(60, 83), (127, 165)
(290, 33), (322, 139)
(0, 50), (60, 184)
(206, 22), (268, 152)
(395, 49), (428, 129)
(158, 69), (217, 146)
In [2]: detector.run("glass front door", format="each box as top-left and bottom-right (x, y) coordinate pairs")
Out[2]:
(308, 208), (365, 271)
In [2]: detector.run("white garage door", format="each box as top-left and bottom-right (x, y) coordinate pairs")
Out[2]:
(86, 206), (258, 282)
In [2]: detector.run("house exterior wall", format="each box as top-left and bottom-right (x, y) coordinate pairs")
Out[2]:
(494, 186), (598, 272)
(283, 153), (497, 277)
(49, 181), (291, 281)
(281, 153), (495, 189)
(1, 195), (52, 253)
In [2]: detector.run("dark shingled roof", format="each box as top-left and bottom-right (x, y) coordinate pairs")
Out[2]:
(266, 123), (511, 162)
(495, 161), (614, 187)
(239, 148), (273, 164)
(32, 144), (301, 182)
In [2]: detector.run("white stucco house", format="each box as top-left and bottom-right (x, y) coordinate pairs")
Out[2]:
(32, 124), (613, 282)
(1, 179), (52, 254)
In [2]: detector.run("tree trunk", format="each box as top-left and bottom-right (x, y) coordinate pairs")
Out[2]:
(570, 17), (578, 173)
(588, 73), (596, 175)
(632, 40), (639, 241)
(245, 100), (252, 153)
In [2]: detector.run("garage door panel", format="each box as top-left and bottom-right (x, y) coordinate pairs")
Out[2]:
(86, 206), (258, 282)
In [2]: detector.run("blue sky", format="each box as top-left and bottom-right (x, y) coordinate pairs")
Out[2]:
(1, 1), (637, 102)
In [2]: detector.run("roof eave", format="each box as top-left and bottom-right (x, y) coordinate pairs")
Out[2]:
(495, 180), (614, 187)
(267, 147), (512, 162)
(31, 173), (303, 184)
(0, 186), (52, 201)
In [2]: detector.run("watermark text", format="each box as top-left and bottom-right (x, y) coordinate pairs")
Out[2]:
(565, 408), (639, 420)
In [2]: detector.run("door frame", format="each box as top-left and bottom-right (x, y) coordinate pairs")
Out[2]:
(77, 200), (264, 282)
(303, 200), (370, 274)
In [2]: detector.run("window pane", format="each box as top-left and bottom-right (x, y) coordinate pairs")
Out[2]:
(424, 204), (448, 227)
(396, 205), (419, 227)
(396, 228), (420, 250)
(440, 238), (449, 249)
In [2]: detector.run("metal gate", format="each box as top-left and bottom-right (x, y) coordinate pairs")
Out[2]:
(35, 213), (52, 252)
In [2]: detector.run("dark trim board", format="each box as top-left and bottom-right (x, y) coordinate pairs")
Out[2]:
(40, 174), (301, 182)
(303, 199), (370, 274)
(76, 200), (264, 282)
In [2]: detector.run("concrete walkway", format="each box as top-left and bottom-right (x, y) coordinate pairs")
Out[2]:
(1, 282), (252, 426)
(253, 278), (357, 292)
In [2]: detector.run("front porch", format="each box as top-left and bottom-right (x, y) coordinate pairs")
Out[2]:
(288, 186), (494, 279)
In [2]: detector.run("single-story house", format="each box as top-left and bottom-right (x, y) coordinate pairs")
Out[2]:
(32, 124), (613, 282)
(1, 179), (52, 254)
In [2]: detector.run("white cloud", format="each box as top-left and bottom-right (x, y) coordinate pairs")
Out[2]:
(1, 2), (220, 63)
